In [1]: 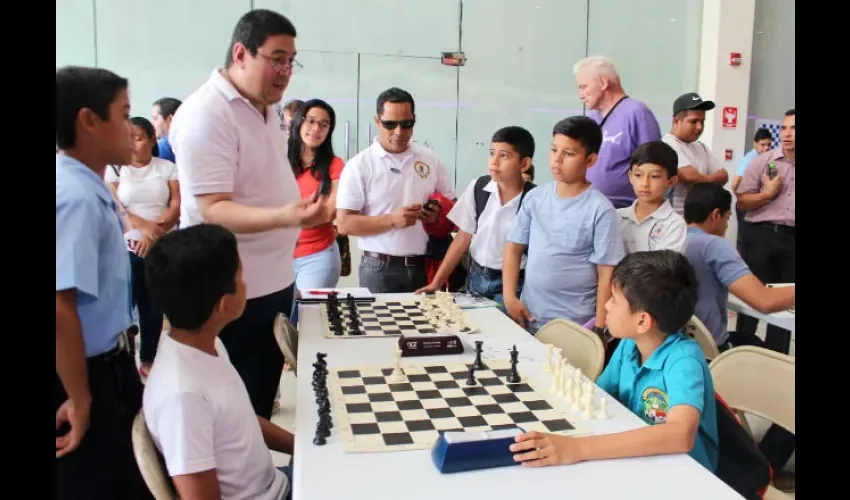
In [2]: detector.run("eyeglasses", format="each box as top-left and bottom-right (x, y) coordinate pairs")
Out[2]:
(380, 119), (415, 130)
(257, 53), (303, 74)
(304, 116), (331, 130)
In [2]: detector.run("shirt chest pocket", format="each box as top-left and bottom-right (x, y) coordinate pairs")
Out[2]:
(555, 220), (594, 253)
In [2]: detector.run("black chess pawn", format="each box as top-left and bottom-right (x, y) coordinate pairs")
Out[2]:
(473, 340), (486, 370)
(465, 364), (477, 386)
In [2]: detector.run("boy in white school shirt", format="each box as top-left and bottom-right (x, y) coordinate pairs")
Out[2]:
(336, 87), (456, 293)
(144, 224), (293, 500)
(618, 141), (688, 254)
(416, 126), (536, 308)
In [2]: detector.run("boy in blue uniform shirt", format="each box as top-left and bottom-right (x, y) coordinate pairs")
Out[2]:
(503, 116), (624, 334)
(56, 66), (151, 499)
(511, 250), (719, 473)
(682, 183), (795, 350)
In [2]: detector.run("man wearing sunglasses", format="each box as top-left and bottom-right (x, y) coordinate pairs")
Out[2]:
(336, 87), (456, 293)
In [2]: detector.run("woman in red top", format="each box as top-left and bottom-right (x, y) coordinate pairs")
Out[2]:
(289, 99), (345, 290)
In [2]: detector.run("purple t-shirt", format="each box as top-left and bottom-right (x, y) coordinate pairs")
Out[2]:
(587, 97), (661, 209)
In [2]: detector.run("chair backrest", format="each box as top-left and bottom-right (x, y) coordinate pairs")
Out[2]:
(535, 318), (605, 381)
(682, 315), (720, 360)
(131, 411), (178, 500)
(709, 346), (795, 435)
(274, 314), (299, 371)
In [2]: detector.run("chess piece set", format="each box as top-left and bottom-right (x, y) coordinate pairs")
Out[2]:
(312, 352), (333, 445)
(464, 341), (521, 386)
(419, 291), (473, 332)
(326, 292), (360, 336)
(543, 344), (609, 420)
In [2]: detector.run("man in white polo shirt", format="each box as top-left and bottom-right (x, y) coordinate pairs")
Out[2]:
(169, 9), (325, 419)
(336, 88), (456, 293)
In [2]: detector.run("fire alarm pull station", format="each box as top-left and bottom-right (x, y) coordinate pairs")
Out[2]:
(729, 52), (742, 66)
(724, 149), (733, 161)
(441, 52), (467, 67)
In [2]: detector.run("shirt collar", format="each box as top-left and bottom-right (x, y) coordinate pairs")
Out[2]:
(56, 154), (112, 203)
(209, 68), (277, 122)
(370, 138), (415, 167)
(768, 146), (794, 165)
(622, 199), (674, 223)
(624, 332), (687, 370)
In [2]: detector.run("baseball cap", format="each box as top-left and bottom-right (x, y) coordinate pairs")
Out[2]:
(673, 92), (716, 115)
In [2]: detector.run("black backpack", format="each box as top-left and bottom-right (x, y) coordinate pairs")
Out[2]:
(472, 175), (536, 222)
(714, 393), (772, 499)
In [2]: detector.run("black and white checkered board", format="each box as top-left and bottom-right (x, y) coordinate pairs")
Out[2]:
(329, 360), (587, 453)
(320, 300), (477, 338)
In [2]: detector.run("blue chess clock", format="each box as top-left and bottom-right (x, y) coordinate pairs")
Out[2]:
(431, 428), (524, 474)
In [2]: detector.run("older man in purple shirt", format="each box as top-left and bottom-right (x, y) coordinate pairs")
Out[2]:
(573, 56), (662, 208)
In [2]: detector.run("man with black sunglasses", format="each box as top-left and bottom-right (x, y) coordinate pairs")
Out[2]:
(336, 87), (456, 293)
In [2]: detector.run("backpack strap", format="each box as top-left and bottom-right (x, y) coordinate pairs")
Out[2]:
(517, 181), (536, 213)
(473, 175), (491, 223)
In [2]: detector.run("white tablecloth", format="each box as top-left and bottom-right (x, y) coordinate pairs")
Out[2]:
(292, 294), (742, 500)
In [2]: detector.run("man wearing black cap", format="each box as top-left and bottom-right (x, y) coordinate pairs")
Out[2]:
(662, 92), (729, 216)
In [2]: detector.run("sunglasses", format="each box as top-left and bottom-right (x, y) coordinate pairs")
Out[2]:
(380, 119), (415, 130)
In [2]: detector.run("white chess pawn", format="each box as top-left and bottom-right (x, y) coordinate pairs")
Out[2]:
(550, 360), (561, 394)
(597, 398), (609, 419)
(559, 368), (570, 398)
(563, 372), (573, 403)
(583, 400), (594, 419)
(544, 344), (554, 373)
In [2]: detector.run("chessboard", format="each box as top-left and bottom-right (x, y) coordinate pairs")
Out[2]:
(320, 293), (478, 338)
(328, 359), (588, 453)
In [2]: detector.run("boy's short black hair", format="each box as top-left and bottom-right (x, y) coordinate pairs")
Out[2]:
(525, 164), (535, 180)
(376, 87), (415, 116)
(491, 126), (535, 160)
(683, 183), (732, 224)
(753, 128), (772, 142)
(785, 108), (795, 117)
(56, 66), (128, 150)
(145, 224), (240, 331)
(153, 97), (182, 118)
(629, 141), (678, 178)
(552, 116), (603, 155)
(612, 250), (698, 336)
(225, 9), (297, 67)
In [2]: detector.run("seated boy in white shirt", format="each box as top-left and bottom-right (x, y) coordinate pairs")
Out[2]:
(618, 141), (688, 254)
(415, 126), (536, 308)
(143, 224), (293, 500)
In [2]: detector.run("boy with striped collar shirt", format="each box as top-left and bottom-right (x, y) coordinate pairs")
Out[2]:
(415, 126), (536, 308)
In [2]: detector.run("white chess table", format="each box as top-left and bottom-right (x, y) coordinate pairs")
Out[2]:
(293, 294), (743, 500)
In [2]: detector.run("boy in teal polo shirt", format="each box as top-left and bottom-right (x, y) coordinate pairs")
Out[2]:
(511, 250), (719, 472)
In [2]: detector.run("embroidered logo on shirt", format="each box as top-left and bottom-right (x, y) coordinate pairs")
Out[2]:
(642, 388), (669, 424)
(602, 130), (624, 145)
(650, 223), (666, 243)
(413, 161), (431, 179)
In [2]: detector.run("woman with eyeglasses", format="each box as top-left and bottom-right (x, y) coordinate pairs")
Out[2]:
(288, 99), (345, 290)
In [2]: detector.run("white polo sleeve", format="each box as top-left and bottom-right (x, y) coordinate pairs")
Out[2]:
(704, 144), (725, 174)
(170, 109), (239, 196)
(149, 392), (217, 476)
(104, 166), (119, 183)
(434, 158), (457, 200)
(336, 155), (366, 212)
(446, 179), (478, 235)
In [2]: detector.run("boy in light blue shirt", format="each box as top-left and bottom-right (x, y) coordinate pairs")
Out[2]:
(511, 250), (719, 473)
(503, 116), (624, 334)
(682, 183), (795, 349)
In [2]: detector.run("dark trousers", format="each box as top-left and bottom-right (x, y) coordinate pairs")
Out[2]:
(219, 284), (295, 419)
(358, 254), (427, 293)
(732, 222), (795, 353)
(732, 221), (795, 470)
(130, 252), (163, 364)
(735, 208), (749, 254)
(55, 349), (151, 500)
